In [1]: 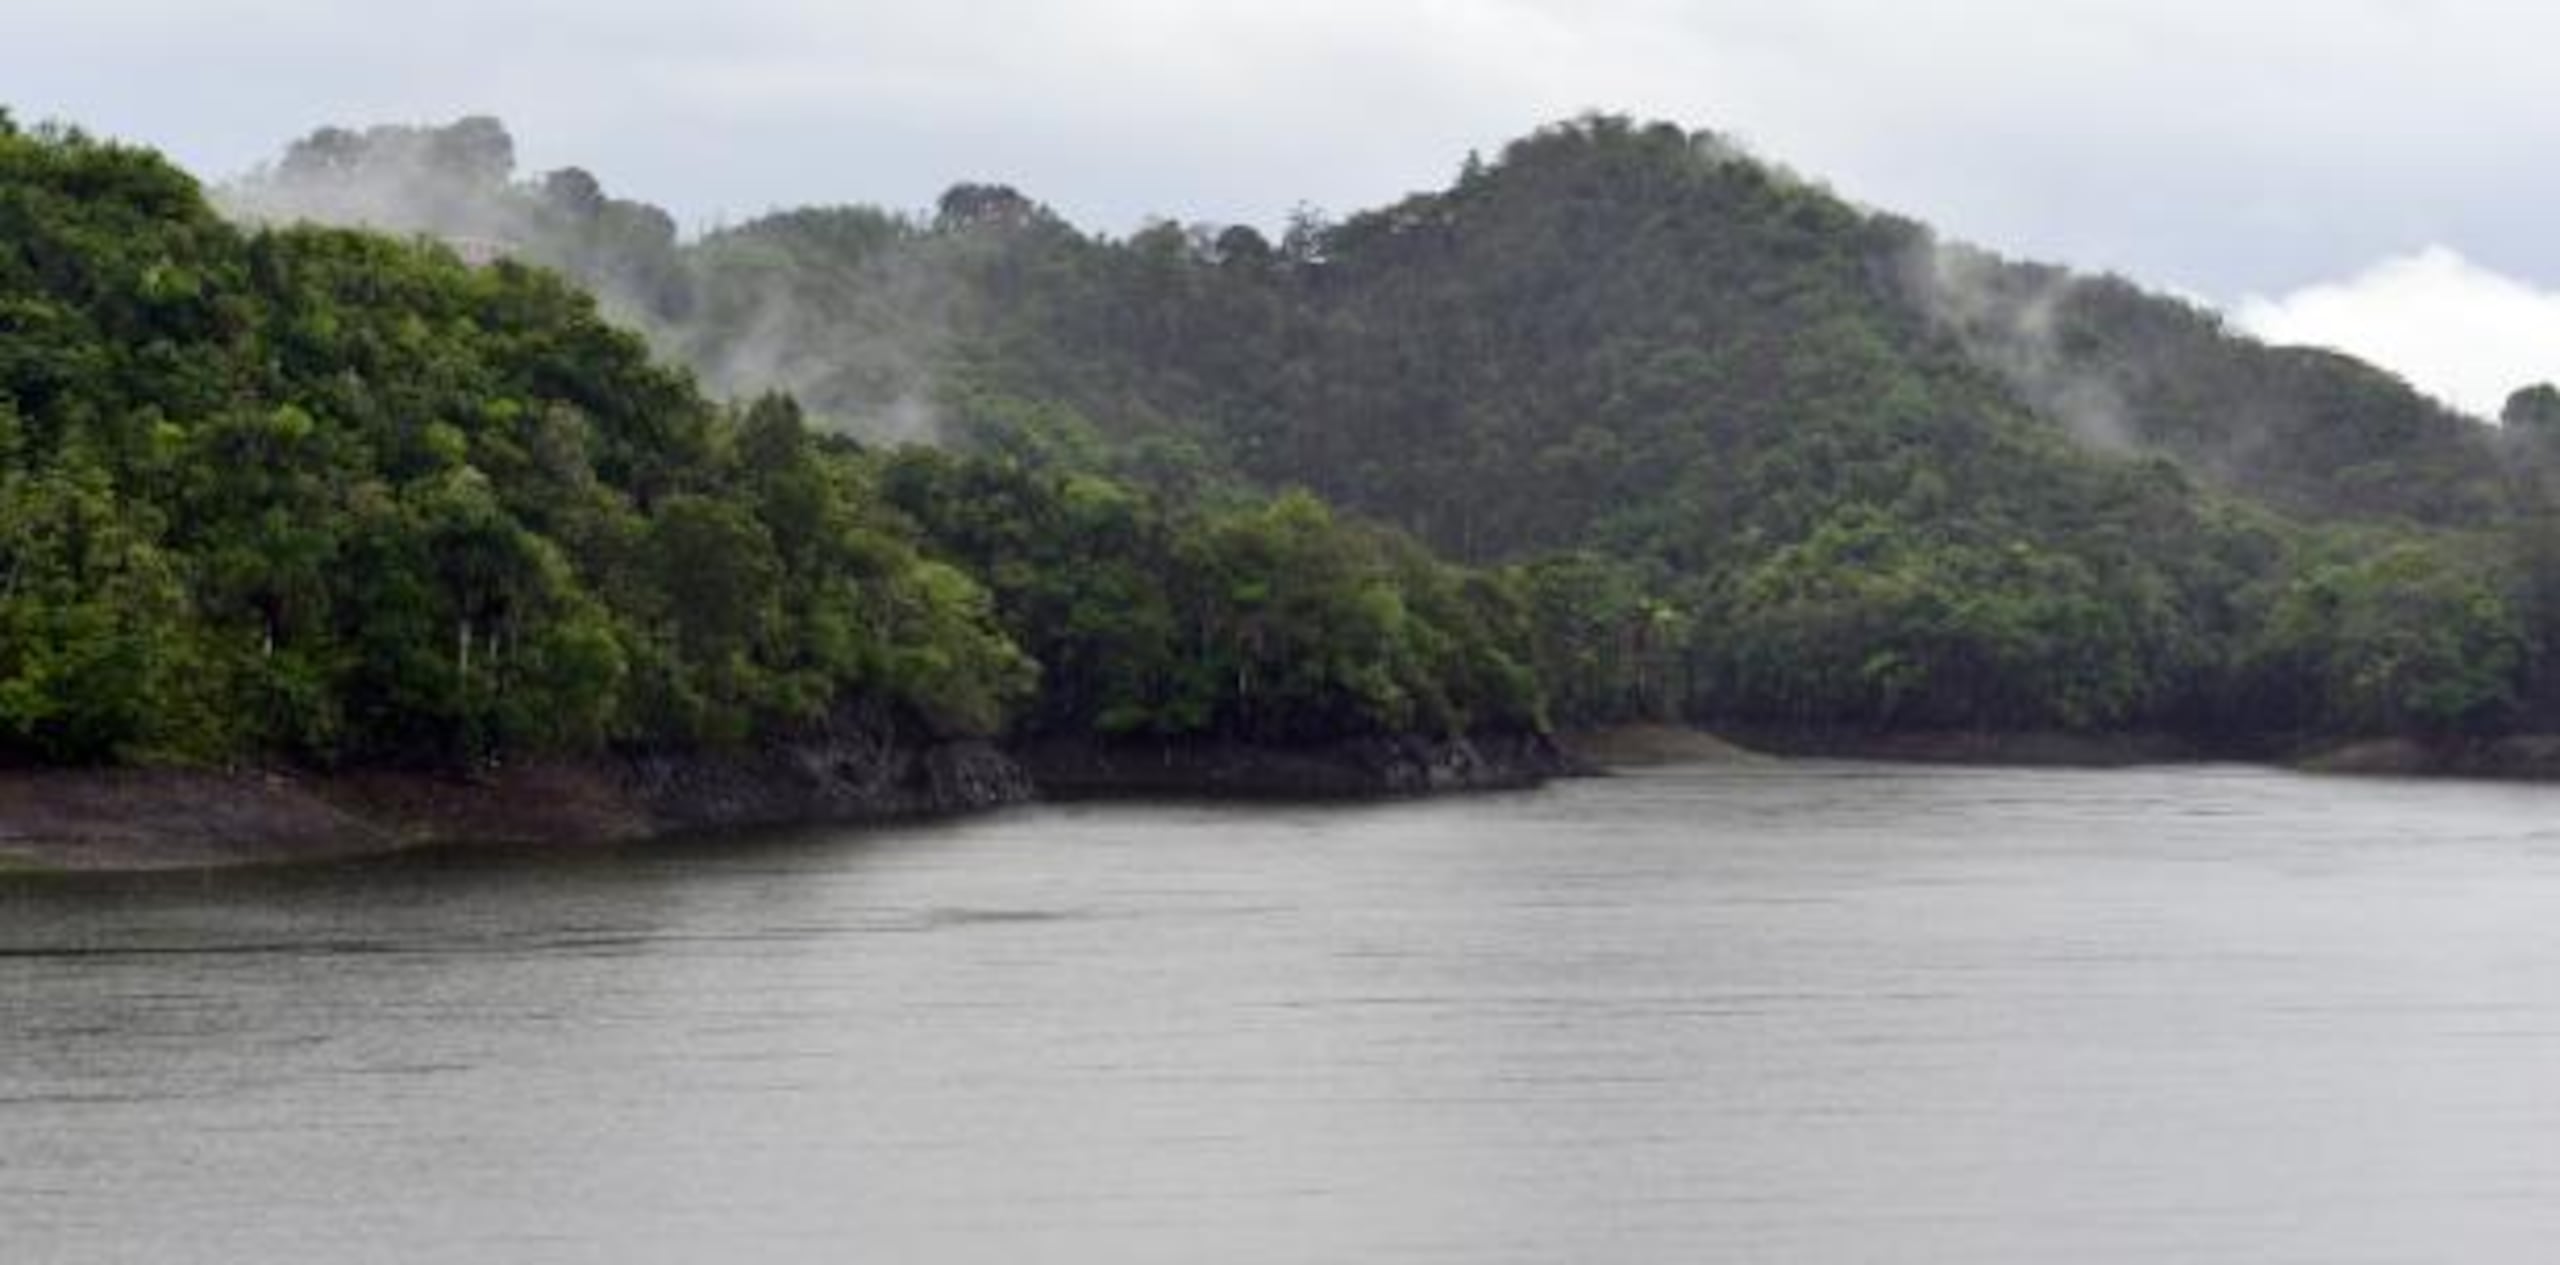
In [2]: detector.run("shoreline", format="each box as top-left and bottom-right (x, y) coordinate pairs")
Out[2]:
(0, 726), (1575, 875)
(0, 741), (1028, 876)
(0, 700), (1031, 874)
(1710, 726), (2232, 768)
(12, 724), (2560, 876)
(1709, 724), (2560, 782)
(2289, 735), (2560, 780)
(1013, 729), (1578, 800)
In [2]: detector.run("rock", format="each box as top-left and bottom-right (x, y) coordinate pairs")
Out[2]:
(616, 701), (1033, 833)
(0, 714), (1574, 874)
(1012, 729), (1577, 799)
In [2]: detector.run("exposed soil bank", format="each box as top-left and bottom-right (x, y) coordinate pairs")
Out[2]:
(1737, 726), (2560, 782)
(1714, 726), (2226, 768)
(1616, 723), (2560, 785)
(1013, 729), (1580, 800)
(2294, 735), (2560, 780)
(0, 768), (408, 873)
(0, 723), (1577, 873)
(0, 707), (1028, 874)
(1560, 725), (1770, 768)
(16, 721), (2558, 873)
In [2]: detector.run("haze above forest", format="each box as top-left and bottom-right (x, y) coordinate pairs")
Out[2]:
(13, 106), (2560, 774)
(11, 0), (2560, 416)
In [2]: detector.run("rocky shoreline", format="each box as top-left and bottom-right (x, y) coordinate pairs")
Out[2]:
(17, 721), (2559, 875)
(1014, 729), (1578, 800)
(0, 702), (1030, 874)
(0, 721), (1575, 874)
(1714, 726), (2228, 768)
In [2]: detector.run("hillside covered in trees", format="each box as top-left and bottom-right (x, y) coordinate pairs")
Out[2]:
(215, 112), (2560, 747)
(0, 113), (1553, 770)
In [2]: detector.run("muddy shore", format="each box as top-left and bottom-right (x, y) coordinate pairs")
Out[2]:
(1013, 729), (1576, 800)
(15, 721), (2557, 874)
(0, 724), (1575, 873)
(0, 699), (1029, 873)
(1717, 725), (2560, 781)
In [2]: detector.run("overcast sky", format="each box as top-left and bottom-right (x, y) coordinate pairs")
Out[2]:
(7, 0), (2556, 414)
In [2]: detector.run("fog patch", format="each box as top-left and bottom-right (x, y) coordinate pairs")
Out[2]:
(217, 117), (957, 445)
(1902, 236), (2135, 453)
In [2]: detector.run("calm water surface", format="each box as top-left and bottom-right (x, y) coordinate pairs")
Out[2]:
(12, 761), (2560, 1263)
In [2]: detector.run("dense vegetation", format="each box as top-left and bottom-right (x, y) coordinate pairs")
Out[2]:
(222, 113), (2560, 746)
(0, 115), (1546, 767)
(12, 106), (2560, 773)
(878, 453), (1546, 743)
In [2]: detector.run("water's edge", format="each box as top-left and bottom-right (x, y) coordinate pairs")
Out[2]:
(12, 720), (2550, 874)
(1015, 729), (1578, 800)
(0, 722), (1574, 873)
(20, 759), (2560, 1263)
(1727, 725), (2560, 781)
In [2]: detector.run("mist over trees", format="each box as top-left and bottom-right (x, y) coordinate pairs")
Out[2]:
(0, 118), (1545, 766)
(213, 113), (2560, 745)
(7, 106), (2560, 772)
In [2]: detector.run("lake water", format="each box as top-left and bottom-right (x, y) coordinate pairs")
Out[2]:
(11, 761), (2560, 1263)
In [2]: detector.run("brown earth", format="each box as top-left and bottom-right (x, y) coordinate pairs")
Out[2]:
(1720, 727), (2218, 768)
(1559, 725), (1770, 768)
(0, 721), (1571, 874)
(1012, 728), (1580, 800)
(2295, 735), (2560, 780)
(0, 705), (1028, 873)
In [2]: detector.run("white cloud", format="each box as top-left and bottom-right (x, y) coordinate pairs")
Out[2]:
(2235, 247), (2560, 420)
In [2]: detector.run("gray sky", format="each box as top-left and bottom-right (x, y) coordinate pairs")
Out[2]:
(8, 0), (2557, 413)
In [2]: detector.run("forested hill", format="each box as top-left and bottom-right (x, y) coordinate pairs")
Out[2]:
(213, 112), (2560, 743)
(923, 118), (2516, 545)
(0, 114), (1550, 768)
(225, 115), (2525, 542)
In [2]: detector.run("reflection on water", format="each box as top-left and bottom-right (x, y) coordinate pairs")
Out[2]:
(11, 762), (2560, 1263)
